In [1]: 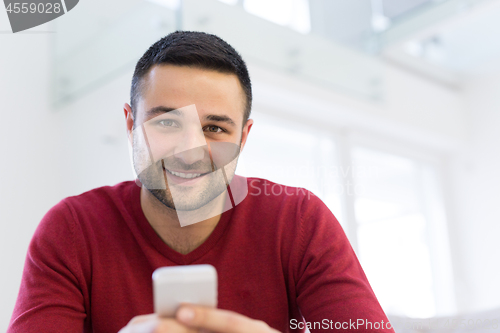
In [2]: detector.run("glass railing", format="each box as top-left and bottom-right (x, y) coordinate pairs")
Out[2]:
(52, 0), (384, 107)
(52, 0), (179, 106)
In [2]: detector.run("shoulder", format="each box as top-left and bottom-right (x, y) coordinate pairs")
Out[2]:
(244, 176), (326, 213)
(238, 177), (343, 272)
(35, 181), (137, 240)
(55, 181), (136, 225)
(245, 177), (314, 203)
(62, 181), (136, 211)
(243, 176), (341, 233)
(235, 176), (334, 233)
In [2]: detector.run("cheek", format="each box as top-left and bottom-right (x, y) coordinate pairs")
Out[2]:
(132, 134), (151, 176)
(132, 128), (176, 169)
(145, 132), (178, 161)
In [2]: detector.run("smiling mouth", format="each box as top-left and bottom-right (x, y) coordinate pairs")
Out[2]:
(163, 167), (211, 179)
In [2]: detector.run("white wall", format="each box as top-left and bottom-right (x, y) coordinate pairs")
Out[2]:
(54, 71), (133, 197)
(0, 18), (61, 333)
(0, 14), (133, 333)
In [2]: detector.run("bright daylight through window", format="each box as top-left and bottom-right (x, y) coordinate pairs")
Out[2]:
(238, 112), (456, 318)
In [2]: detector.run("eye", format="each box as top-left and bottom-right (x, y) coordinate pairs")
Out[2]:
(157, 119), (179, 128)
(204, 125), (225, 133)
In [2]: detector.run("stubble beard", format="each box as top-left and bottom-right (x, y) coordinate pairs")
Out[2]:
(132, 142), (239, 212)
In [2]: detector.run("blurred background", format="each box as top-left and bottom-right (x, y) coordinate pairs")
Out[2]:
(1, 0), (500, 331)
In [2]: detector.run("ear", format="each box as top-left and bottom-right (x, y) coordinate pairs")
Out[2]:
(239, 118), (253, 152)
(124, 103), (134, 143)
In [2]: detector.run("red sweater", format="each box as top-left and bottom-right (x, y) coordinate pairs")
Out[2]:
(8, 177), (393, 333)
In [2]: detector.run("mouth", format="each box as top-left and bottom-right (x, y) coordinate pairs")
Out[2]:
(163, 166), (212, 183)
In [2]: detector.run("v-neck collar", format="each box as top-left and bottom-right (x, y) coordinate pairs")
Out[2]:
(129, 183), (233, 265)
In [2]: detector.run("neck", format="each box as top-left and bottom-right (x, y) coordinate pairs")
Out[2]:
(140, 187), (222, 255)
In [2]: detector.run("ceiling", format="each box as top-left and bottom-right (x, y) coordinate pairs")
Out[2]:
(382, 0), (437, 19)
(309, 0), (500, 84)
(381, 0), (500, 83)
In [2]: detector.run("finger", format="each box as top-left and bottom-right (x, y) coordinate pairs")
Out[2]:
(129, 314), (159, 325)
(176, 306), (278, 333)
(120, 314), (199, 333)
(118, 314), (159, 333)
(155, 318), (200, 333)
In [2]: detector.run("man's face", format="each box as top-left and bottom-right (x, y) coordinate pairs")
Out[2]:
(126, 65), (252, 212)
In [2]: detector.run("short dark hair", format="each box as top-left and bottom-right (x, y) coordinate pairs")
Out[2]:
(130, 31), (252, 124)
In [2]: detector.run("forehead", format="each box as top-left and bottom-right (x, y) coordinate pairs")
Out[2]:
(137, 65), (246, 123)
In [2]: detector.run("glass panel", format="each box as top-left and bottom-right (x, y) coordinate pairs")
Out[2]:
(243, 0), (311, 34)
(52, 0), (178, 106)
(52, 0), (384, 106)
(183, 0), (383, 101)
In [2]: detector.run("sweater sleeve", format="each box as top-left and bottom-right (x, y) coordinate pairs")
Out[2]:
(294, 193), (394, 332)
(7, 200), (90, 333)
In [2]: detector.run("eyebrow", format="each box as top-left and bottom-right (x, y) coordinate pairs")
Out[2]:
(204, 114), (236, 127)
(144, 106), (181, 118)
(144, 106), (237, 127)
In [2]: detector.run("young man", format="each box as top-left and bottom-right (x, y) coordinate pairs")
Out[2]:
(8, 31), (394, 333)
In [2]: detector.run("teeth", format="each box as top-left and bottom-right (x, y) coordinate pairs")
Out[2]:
(168, 170), (202, 179)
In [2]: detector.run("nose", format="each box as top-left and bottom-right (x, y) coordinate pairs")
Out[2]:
(174, 145), (206, 165)
(173, 125), (207, 165)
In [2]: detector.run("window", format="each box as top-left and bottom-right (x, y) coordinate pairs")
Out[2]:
(237, 111), (456, 317)
(351, 146), (455, 317)
(237, 111), (344, 225)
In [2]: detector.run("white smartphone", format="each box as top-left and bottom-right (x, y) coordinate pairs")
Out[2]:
(152, 264), (218, 317)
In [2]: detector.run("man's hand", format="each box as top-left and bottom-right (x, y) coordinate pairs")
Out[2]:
(118, 305), (281, 333)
